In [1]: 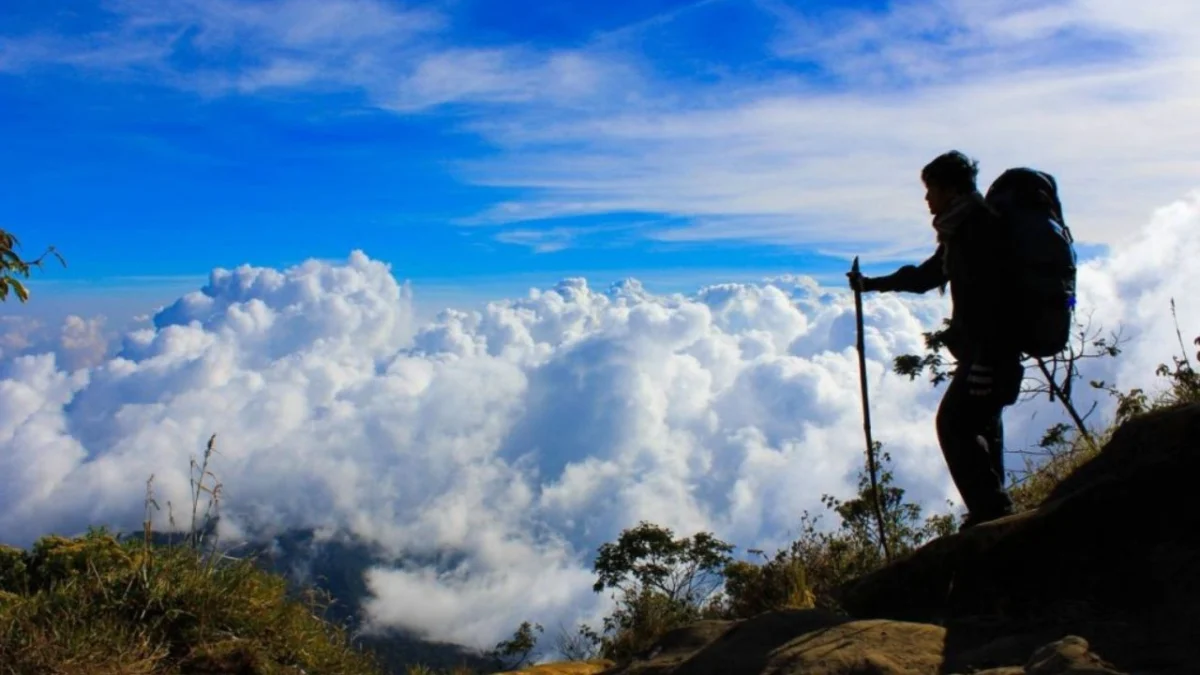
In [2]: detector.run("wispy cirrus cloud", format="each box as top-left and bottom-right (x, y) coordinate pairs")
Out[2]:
(387, 48), (625, 112)
(492, 222), (646, 254)
(1, 0), (434, 87)
(493, 229), (575, 254)
(452, 0), (1200, 251)
(0, 0), (632, 110)
(763, 0), (1147, 86)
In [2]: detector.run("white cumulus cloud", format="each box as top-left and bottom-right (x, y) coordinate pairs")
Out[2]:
(0, 314), (113, 372)
(1, 195), (1198, 650)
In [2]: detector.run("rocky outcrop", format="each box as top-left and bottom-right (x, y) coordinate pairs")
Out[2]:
(594, 612), (1125, 675)
(496, 662), (613, 675)
(839, 401), (1200, 670)
(593, 402), (1200, 675)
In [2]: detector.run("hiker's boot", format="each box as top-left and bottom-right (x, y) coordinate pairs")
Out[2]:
(959, 506), (1014, 532)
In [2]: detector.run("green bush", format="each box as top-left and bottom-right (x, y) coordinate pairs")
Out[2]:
(722, 554), (815, 618)
(0, 529), (382, 674)
(0, 435), (383, 674)
(599, 587), (700, 662)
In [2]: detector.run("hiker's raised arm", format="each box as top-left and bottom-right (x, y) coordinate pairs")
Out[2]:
(863, 246), (946, 294)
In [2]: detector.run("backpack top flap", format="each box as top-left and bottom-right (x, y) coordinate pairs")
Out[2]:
(986, 167), (1066, 227)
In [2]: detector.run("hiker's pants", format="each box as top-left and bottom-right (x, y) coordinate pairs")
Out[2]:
(935, 355), (1024, 516)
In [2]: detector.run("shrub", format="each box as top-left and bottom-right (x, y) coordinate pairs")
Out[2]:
(599, 587), (699, 662)
(0, 529), (382, 673)
(0, 437), (383, 675)
(721, 553), (815, 618)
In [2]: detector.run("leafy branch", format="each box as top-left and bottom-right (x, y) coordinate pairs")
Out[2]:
(0, 228), (66, 303)
(892, 311), (1125, 449)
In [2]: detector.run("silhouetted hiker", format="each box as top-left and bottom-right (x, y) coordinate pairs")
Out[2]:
(849, 150), (1019, 530)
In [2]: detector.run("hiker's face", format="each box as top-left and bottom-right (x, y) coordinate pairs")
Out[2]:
(924, 181), (953, 216)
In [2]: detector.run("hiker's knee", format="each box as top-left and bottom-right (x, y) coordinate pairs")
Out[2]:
(935, 388), (962, 442)
(998, 360), (1024, 406)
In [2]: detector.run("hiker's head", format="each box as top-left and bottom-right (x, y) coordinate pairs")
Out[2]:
(921, 151), (979, 215)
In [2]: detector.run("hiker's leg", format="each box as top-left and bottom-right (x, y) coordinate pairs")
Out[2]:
(935, 363), (1012, 517)
(987, 357), (1025, 508)
(978, 411), (1013, 522)
(982, 413), (1006, 489)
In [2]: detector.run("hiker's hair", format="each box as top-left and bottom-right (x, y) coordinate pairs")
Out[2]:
(921, 150), (979, 193)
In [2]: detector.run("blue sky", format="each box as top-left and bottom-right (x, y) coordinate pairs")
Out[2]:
(4, 0), (1200, 647)
(2, 0), (1197, 322)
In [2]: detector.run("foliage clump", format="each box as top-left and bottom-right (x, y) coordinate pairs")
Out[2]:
(0, 227), (64, 303)
(0, 529), (381, 674)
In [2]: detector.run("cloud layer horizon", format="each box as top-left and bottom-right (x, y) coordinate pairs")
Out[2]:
(3, 189), (1199, 650)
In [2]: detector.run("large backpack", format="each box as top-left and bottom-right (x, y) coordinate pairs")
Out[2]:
(984, 168), (1078, 358)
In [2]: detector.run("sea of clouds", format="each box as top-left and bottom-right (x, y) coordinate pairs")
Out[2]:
(2, 191), (1198, 650)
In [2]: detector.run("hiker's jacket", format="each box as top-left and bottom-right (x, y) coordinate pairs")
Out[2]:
(866, 194), (1019, 364)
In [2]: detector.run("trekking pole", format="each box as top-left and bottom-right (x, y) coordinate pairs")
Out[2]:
(850, 257), (893, 564)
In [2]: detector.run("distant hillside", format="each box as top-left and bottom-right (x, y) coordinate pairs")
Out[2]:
(250, 528), (499, 673)
(142, 525), (500, 674)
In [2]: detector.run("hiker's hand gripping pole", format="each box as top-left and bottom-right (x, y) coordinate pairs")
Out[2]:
(849, 257), (893, 564)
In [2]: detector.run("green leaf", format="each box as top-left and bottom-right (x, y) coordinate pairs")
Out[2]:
(10, 278), (28, 303)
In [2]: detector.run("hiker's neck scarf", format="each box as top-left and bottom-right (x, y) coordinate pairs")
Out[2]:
(931, 190), (982, 275)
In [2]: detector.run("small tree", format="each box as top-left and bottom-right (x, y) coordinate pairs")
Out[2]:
(779, 447), (955, 611)
(553, 622), (602, 662)
(824, 445), (956, 558)
(489, 620), (543, 670)
(592, 521), (734, 609)
(591, 522), (734, 661)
